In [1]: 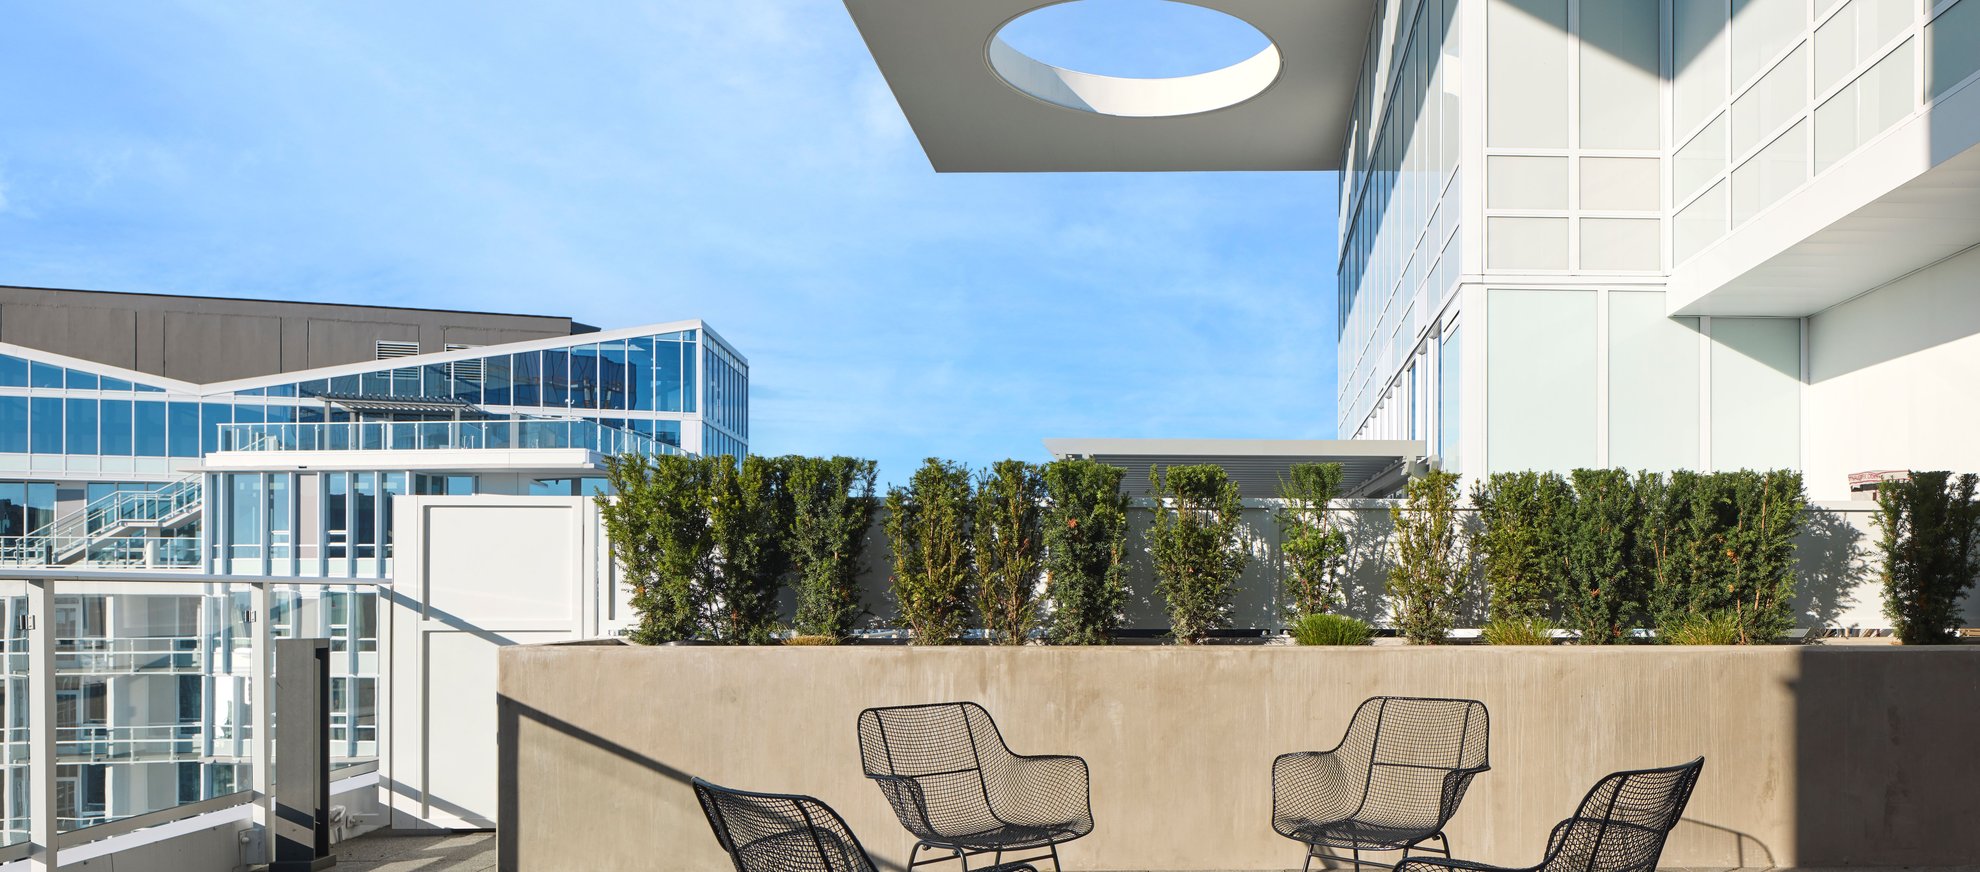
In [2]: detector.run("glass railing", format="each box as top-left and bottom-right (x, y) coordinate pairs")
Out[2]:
(0, 535), (201, 569)
(0, 579), (381, 848)
(216, 419), (685, 457)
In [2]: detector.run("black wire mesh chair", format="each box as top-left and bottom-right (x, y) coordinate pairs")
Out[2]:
(1394, 758), (1704, 872)
(692, 778), (1038, 872)
(856, 702), (1093, 872)
(1273, 696), (1491, 872)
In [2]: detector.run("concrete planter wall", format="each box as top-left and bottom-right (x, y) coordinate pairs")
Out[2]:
(497, 644), (1980, 872)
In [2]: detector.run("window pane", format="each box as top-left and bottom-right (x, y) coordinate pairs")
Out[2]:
(30, 397), (62, 454)
(511, 352), (541, 406)
(136, 401), (167, 457)
(65, 399), (98, 455)
(654, 341), (682, 412)
(202, 403), (232, 456)
(1487, 0), (1569, 147)
(100, 400), (133, 456)
(65, 369), (98, 390)
(30, 363), (63, 389)
(0, 397), (26, 453)
(627, 337), (655, 411)
(569, 344), (601, 409)
(541, 348), (570, 408)
(482, 354), (512, 405)
(0, 355), (24, 387)
(599, 342), (629, 411)
(168, 402), (200, 458)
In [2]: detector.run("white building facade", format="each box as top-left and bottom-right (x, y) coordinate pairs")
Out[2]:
(847, 0), (1980, 498)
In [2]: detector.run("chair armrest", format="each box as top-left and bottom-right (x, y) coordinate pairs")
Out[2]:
(1436, 765), (1490, 823)
(990, 754), (1092, 830)
(866, 773), (941, 837)
(1272, 751), (1361, 823)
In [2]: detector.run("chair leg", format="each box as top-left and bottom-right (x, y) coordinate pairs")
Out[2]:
(1048, 842), (1063, 872)
(1352, 846), (1361, 872)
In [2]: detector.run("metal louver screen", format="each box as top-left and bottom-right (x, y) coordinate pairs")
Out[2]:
(445, 344), (482, 382)
(373, 340), (419, 360)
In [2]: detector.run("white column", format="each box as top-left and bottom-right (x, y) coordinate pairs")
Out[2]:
(25, 579), (55, 872)
(248, 581), (272, 866)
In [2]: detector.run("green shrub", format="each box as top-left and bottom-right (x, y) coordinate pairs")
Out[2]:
(884, 458), (976, 645)
(1388, 470), (1471, 645)
(974, 460), (1045, 645)
(1289, 613), (1373, 646)
(787, 456), (879, 642)
(1561, 469), (1645, 645)
(1277, 463), (1350, 618)
(783, 634), (838, 646)
(1148, 464), (1248, 644)
(1481, 616), (1557, 646)
(1661, 611), (1742, 645)
(1645, 470), (1805, 644)
(1041, 459), (1132, 645)
(1875, 471), (1980, 645)
(705, 455), (793, 645)
(598, 453), (715, 644)
(1471, 472), (1573, 623)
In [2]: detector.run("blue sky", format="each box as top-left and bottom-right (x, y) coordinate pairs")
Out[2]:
(0, 2), (1337, 487)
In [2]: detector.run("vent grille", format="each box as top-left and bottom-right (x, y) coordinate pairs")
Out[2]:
(445, 344), (483, 382)
(374, 340), (420, 360)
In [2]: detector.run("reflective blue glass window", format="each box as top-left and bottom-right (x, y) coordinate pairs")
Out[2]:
(298, 405), (325, 425)
(201, 403), (232, 455)
(599, 342), (629, 411)
(100, 376), (131, 392)
(448, 361), (480, 405)
(422, 364), (453, 399)
(168, 402), (199, 458)
(29, 397), (61, 453)
(569, 344), (601, 409)
(360, 370), (389, 397)
(390, 368), (420, 397)
(0, 482), (22, 535)
(329, 375), (358, 395)
(0, 397), (25, 452)
(100, 400), (133, 455)
(237, 387), (264, 397)
(267, 383), (297, 398)
(265, 404), (295, 423)
(30, 363), (63, 389)
(655, 340), (683, 412)
(627, 338), (655, 411)
(234, 403), (264, 425)
(482, 355), (511, 405)
(135, 382), (164, 393)
(65, 399), (98, 454)
(511, 352), (541, 406)
(542, 348), (570, 408)
(136, 401), (167, 457)
(654, 419), (681, 447)
(65, 369), (98, 390)
(0, 355), (24, 387)
(682, 343), (697, 413)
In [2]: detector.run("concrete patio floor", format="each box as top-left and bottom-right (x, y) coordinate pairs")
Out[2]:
(329, 831), (495, 872)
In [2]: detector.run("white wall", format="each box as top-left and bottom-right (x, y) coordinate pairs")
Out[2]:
(1803, 243), (1980, 499)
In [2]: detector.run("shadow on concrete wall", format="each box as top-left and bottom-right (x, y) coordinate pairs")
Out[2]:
(1674, 817), (1775, 868)
(495, 694), (916, 872)
(1792, 506), (1870, 629)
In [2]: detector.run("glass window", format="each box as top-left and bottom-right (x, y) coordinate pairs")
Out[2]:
(654, 340), (683, 412)
(230, 474), (264, 562)
(1610, 293), (1701, 472)
(1931, 0), (1980, 98)
(511, 351), (541, 406)
(0, 397), (25, 453)
(1675, 0), (1731, 137)
(1711, 318), (1802, 469)
(0, 482), (24, 536)
(599, 342), (629, 411)
(30, 397), (61, 454)
(168, 402), (199, 458)
(326, 473), (349, 561)
(0, 355), (24, 386)
(330, 374), (360, 395)
(100, 376), (131, 392)
(353, 472), (377, 559)
(64, 399), (98, 455)
(30, 362), (63, 389)
(266, 383), (297, 398)
(682, 342), (697, 413)
(627, 337), (655, 411)
(201, 403), (232, 456)
(1581, 0), (1661, 149)
(135, 401), (166, 457)
(268, 474), (292, 562)
(542, 348), (570, 408)
(64, 369), (97, 390)
(482, 354), (512, 405)
(569, 344), (602, 409)
(381, 472), (406, 563)
(99, 399), (133, 456)
(1487, 0), (1568, 148)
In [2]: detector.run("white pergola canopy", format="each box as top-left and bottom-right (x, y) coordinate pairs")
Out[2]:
(842, 0), (1379, 172)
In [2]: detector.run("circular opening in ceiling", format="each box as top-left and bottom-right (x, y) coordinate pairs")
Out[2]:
(988, 0), (1282, 118)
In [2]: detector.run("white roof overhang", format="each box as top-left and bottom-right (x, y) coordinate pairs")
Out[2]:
(842, 0), (1379, 172)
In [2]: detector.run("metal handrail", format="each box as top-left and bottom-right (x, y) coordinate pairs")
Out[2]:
(214, 418), (686, 457)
